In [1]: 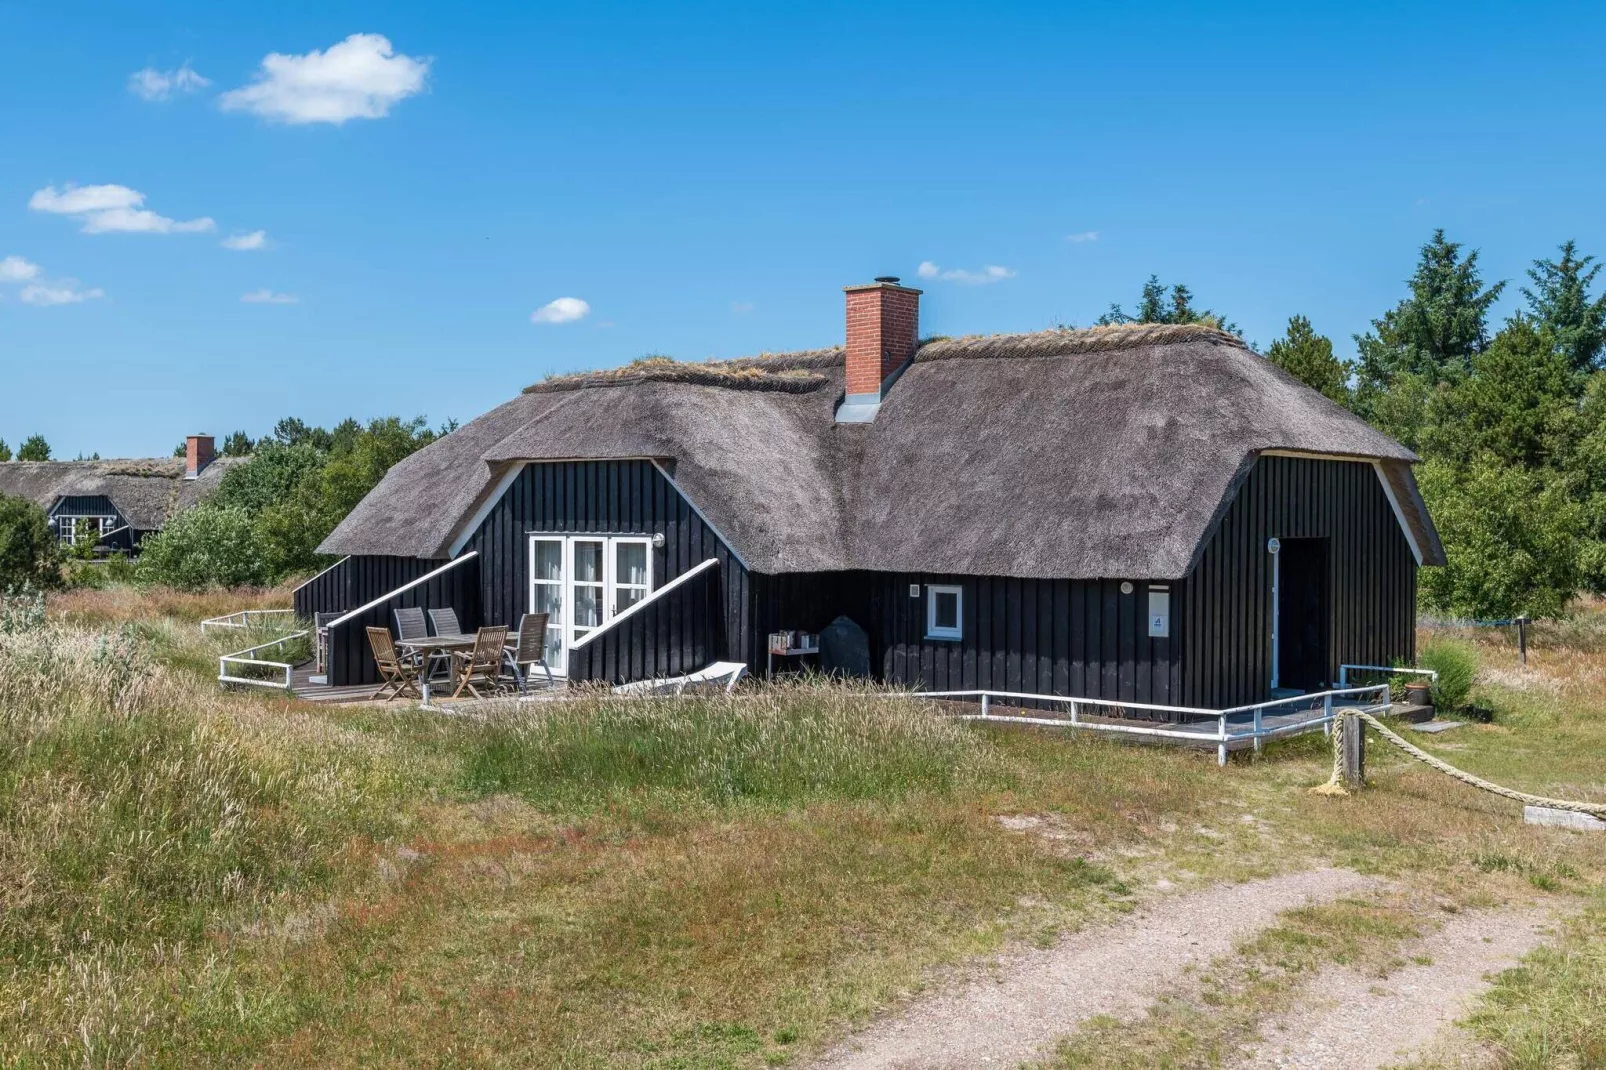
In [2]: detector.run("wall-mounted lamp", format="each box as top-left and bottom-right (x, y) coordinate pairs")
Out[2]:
(652, 533), (666, 549)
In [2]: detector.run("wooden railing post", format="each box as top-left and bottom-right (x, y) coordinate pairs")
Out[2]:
(1341, 710), (1365, 788)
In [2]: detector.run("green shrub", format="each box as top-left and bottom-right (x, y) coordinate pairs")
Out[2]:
(1419, 637), (1479, 711)
(0, 492), (60, 590)
(135, 504), (271, 591)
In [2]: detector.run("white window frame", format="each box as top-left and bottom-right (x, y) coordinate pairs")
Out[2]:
(53, 514), (117, 546)
(527, 534), (655, 672)
(926, 584), (963, 640)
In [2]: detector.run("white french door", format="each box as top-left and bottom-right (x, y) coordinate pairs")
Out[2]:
(528, 535), (654, 672)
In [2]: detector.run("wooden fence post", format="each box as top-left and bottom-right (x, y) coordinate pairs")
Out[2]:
(1341, 710), (1365, 788)
(1517, 616), (1529, 667)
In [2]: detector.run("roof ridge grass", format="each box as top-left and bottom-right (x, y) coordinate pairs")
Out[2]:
(522, 322), (1246, 395)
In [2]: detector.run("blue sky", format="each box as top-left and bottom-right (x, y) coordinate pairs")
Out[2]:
(3, 1), (1604, 458)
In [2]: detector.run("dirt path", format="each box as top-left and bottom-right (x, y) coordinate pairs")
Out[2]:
(811, 868), (1379, 1070)
(1234, 906), (1554, 1070)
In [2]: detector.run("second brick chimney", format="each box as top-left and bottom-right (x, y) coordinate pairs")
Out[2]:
(839, 277), (921, 422)
(185, 434), (215, 480)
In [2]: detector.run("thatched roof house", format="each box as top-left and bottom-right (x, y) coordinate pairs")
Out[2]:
(305, 279), (1441, 712)
(0, 435), (237, 552)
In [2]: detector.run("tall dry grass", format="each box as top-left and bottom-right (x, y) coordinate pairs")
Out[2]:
(462, 682), (1010, 809)
(0, 593), (408, 1067)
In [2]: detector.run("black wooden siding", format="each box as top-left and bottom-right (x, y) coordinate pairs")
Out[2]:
(1179, 454), (1417, 709)
(567, 561), (725, 684)
(49, 495), (138, 553)
(863, 574), (1181, 709)
(465, 459), (752, 666)
(51, 494), (121, 519)
(293, 555), (447, 622)
(323, 556), (482, 687)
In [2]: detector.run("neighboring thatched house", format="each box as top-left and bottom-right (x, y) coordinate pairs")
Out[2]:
(299, 279), (1444, 708)
(0, 435), (238, 554)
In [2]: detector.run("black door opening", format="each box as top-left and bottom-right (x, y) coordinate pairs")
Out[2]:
(1276, 537), (1329, 692)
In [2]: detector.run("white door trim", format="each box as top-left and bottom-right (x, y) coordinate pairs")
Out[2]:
(527, 534), (656, 673)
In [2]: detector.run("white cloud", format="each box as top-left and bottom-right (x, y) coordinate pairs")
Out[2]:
(1065, 231), (1099, 243)
(0, 257), (101, 306)
(531, 296), (590, 324)
(916, 261), (1017, 285)
(0, 256), (40, 282)
(241, 288), (298, 304)
(129, 63), (211, 101)
(223, 230), (270, 251)
(29, 184), (214, 234)
(20, 281), (104, 306)
(220, 34), (430, 124)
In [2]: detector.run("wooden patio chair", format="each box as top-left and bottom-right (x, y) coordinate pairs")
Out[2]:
(366, 626), (422, 701)
(394, 606), (450, 680)
(507, 613), (556, 692)
(428, 607), (463, 637)
(451, 625), (510, 699)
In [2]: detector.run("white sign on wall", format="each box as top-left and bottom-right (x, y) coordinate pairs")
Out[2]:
(1147, 588), (1170, 638)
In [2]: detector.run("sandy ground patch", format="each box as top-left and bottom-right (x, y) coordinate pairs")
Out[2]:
(1233, 905), (1554, 1070)
(811, 867), (1379, 1070)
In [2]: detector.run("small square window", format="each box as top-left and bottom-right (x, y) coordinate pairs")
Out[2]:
(926, 584), (962, 640)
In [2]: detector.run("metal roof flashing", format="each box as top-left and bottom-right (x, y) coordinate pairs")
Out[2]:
(835, 392), (881, 423)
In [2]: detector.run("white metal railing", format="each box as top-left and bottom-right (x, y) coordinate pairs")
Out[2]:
(569, 557), (721, 652)
(201, 608), (296, 633)
(291, 555), (351, 596)
(922, 684), (1392, 765)
(1338, 664), (1439, 690)
(325, 552), (479, 629)
(218, 631), (309, 690)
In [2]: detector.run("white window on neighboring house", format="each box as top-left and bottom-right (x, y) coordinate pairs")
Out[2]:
(926, 583), (963, 640)
(54, 515), (118, 546)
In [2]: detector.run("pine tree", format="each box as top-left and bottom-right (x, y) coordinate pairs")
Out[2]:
(1097, 275), (1239, 334)
(0, 439), (11, 462)
(1423, 315), (1575, 469)
(1353, 230), (1505, 417)
(1523, 240), (1606, 376)
(16, 435), (50, 462)
(222, 430), (255, 457)
(1265, 315), (1351, 404)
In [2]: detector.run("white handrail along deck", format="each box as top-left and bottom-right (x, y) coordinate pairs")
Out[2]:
(922, 684), (1392, 765)
(218, 631), (309, 690)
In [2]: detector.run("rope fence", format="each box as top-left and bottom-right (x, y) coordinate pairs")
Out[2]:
(1312, 707), (1606, 818)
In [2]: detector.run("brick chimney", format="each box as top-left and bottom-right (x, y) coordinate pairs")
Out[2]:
(839, 277), (921, 422)
(184, 434), (215, 480)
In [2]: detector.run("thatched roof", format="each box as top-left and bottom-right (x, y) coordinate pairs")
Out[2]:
(0, 457), (241, 531)
(322, 323), (1444, 578)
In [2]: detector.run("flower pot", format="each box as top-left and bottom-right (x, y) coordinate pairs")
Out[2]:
(1405, 681), (1432, 707)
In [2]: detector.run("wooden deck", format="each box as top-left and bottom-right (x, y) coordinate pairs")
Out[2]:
(287, 662), (567, 705)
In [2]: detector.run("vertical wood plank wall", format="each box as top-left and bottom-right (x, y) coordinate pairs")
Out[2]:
(861, 573), (1182, 710)
(294, 555), (442, 622)
(323, 556), (482, 686)
(465, 460), (751, 666)
(1180, 455), (1417, 709)
(566, 562), (724, 684)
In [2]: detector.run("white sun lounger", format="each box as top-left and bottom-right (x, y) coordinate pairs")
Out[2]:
(612, 661), (748, 696)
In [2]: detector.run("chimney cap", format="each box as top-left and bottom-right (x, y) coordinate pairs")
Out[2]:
(844, 278), (923, 295)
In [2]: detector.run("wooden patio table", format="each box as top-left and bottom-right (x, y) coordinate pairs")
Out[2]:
(395, 634), (477, 698)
